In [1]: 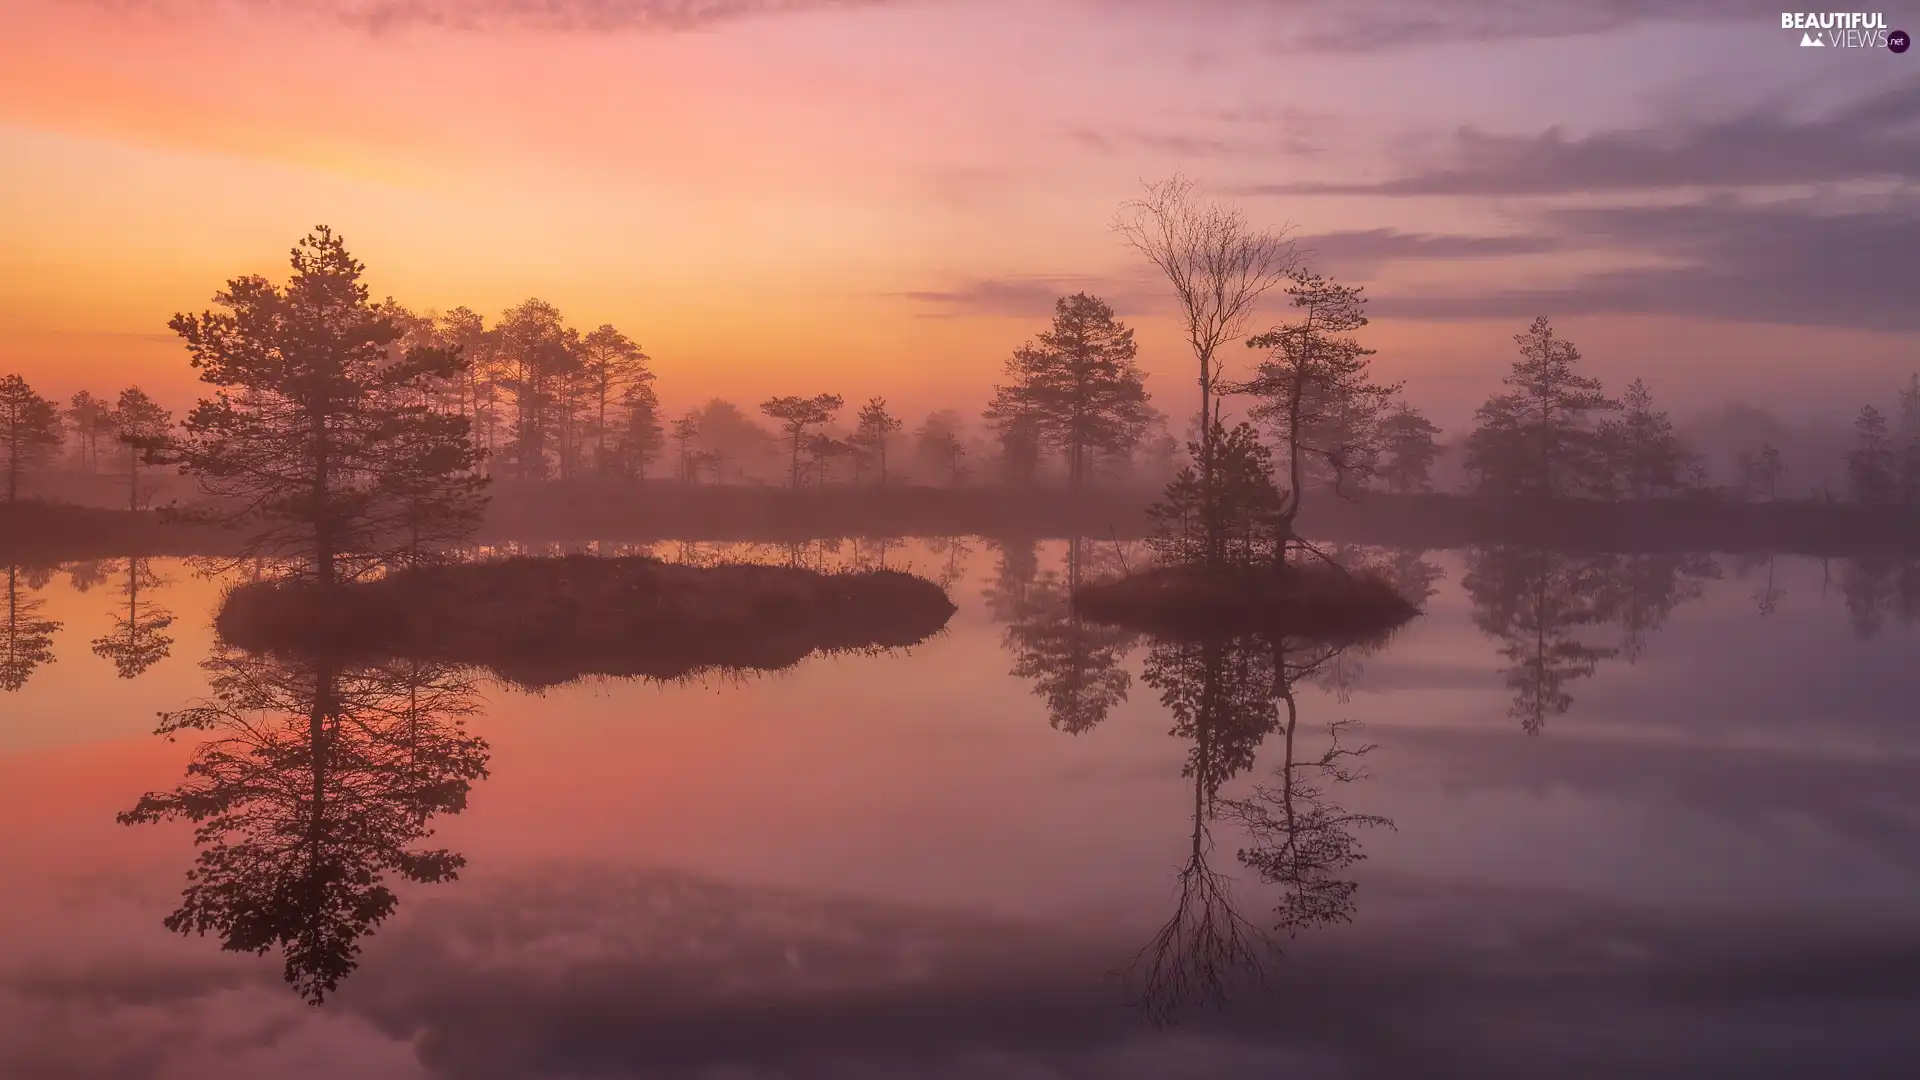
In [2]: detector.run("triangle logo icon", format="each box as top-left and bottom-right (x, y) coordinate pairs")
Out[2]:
(1801, 31), (1824, 46)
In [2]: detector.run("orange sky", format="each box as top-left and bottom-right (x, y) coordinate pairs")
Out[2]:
(3, 0), (1915, 430)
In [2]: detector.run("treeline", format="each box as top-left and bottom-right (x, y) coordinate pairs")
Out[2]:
(1, 377), (171, 508)
(6, 211), (1918, 524)
(1458, 318), (1920, 506)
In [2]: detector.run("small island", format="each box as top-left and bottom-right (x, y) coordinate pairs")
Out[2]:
(1071, 561), (1416, 641)
(217, 555), (957, 688)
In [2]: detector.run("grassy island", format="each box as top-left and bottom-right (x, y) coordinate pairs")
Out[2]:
(1071, 562), (1418, 640)
(216, 555), (957, 687)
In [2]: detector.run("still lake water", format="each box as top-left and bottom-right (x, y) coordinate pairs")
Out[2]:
(3, 540), (1918, 1078)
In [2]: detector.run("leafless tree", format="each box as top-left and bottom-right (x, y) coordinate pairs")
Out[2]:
(1114, 176), (1297, 484)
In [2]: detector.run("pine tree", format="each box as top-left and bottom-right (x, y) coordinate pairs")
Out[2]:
(109, 387), (172, 512)
(848, 397), (902, 486)
(1463, 317), (1616, 498)
(1847, 405), (1896, 505)
(760, 394), (844, 490)
(1600, 378), (1684, 498)
(616, 380), (664, 479)
(65, 390), (114, 473)
(169, 227), (487, 586)
(1377, 403), (1442, 494)
(578, 324), (652, 477)
(494, 299), (577, 481)
(984, 293), (1152, 492)
(1240, 271), (1398, 526)
(1, 374), (63, 503)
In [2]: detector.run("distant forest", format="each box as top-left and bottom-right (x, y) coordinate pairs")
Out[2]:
(4, 222), (1917, 517)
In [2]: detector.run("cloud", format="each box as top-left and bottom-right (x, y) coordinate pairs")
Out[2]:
(1245, 81), (1920, 196)
(116, 0), (890, 33)
(1372, 197), (1920, 330)
(895, 276), (1157, 319)
(1161, 0), (1762, 53)
(1295, 228), (1564, 271)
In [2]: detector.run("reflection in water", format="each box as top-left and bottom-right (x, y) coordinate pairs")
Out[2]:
(991, 538), (1401, 1024)
(89, 557), (175, 678)
(1126, 631), (1391, 1022)
(119, 645), (489, 1003)
(995, 538), (1135, 734)
(1464, 548), (1718, 734)
(64, 558), (112, 594)
(925, 533), (974, 590)
(1838, 556), (1920, 639)
(2, 564), (60, 692)
(1733, 551), (1786, 616)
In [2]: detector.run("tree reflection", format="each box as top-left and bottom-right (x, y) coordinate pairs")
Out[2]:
(89, 557), (175, 678)
(119, 645), (489, 1003)
(1837, 556), (1920, 639)
(994, 537), (1135, 735)
(2, 564), (60, 692)
(1464, 547), (1716, 734)
(1125, 630), (1391, 1022)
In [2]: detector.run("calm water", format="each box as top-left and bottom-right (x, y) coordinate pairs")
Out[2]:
(3, 541), (1918, 1078)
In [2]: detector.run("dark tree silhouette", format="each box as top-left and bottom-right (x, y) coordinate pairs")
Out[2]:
(65, 390), (113, 473)
(1240, 270), (1398, 527)
(984, 293), (1153, 492)
(494, 298), (578, 481)
(89, 557), (174, 678)
(579, 324), (653, 477)
(1600, 378), (1686, 498)
(1753, 443), (1787, 502)
(168, 227), (487, 587)
(615, 379), (664, 480)
(760, 394), (844, 490)
(1847, 405), (1896, 505)
(1377, 403), (1442, 494)
(119, 646), (489, 1003)
(1146, 422), (1285, 569)
(108, 386), (172, 512)
(670, 412), (700, 483)
(848, 397), (902, 486)
(1, 564), (61, 692)
(1, 374), (63, 503)
(1114, 176), (1296, 498)
(435, 306), (497, 466)
(1463, 318), (1617, 498)
(914, 410), (969, 487)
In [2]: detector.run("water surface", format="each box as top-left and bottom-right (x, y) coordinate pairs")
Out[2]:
(3, 542), (1917, 1078)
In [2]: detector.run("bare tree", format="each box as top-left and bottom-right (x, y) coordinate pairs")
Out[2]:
(1113, 176), (1296, 485)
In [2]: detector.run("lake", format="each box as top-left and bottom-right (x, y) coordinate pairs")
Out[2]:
(3, 540), (1918, 1078)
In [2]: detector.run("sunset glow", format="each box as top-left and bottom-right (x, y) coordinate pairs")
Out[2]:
(7, 0), (1914, 427)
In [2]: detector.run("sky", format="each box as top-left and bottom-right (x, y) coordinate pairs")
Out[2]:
(2, 0), (1916, 430)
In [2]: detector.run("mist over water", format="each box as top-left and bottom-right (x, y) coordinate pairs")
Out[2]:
(3, 539), (1917, 1078)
